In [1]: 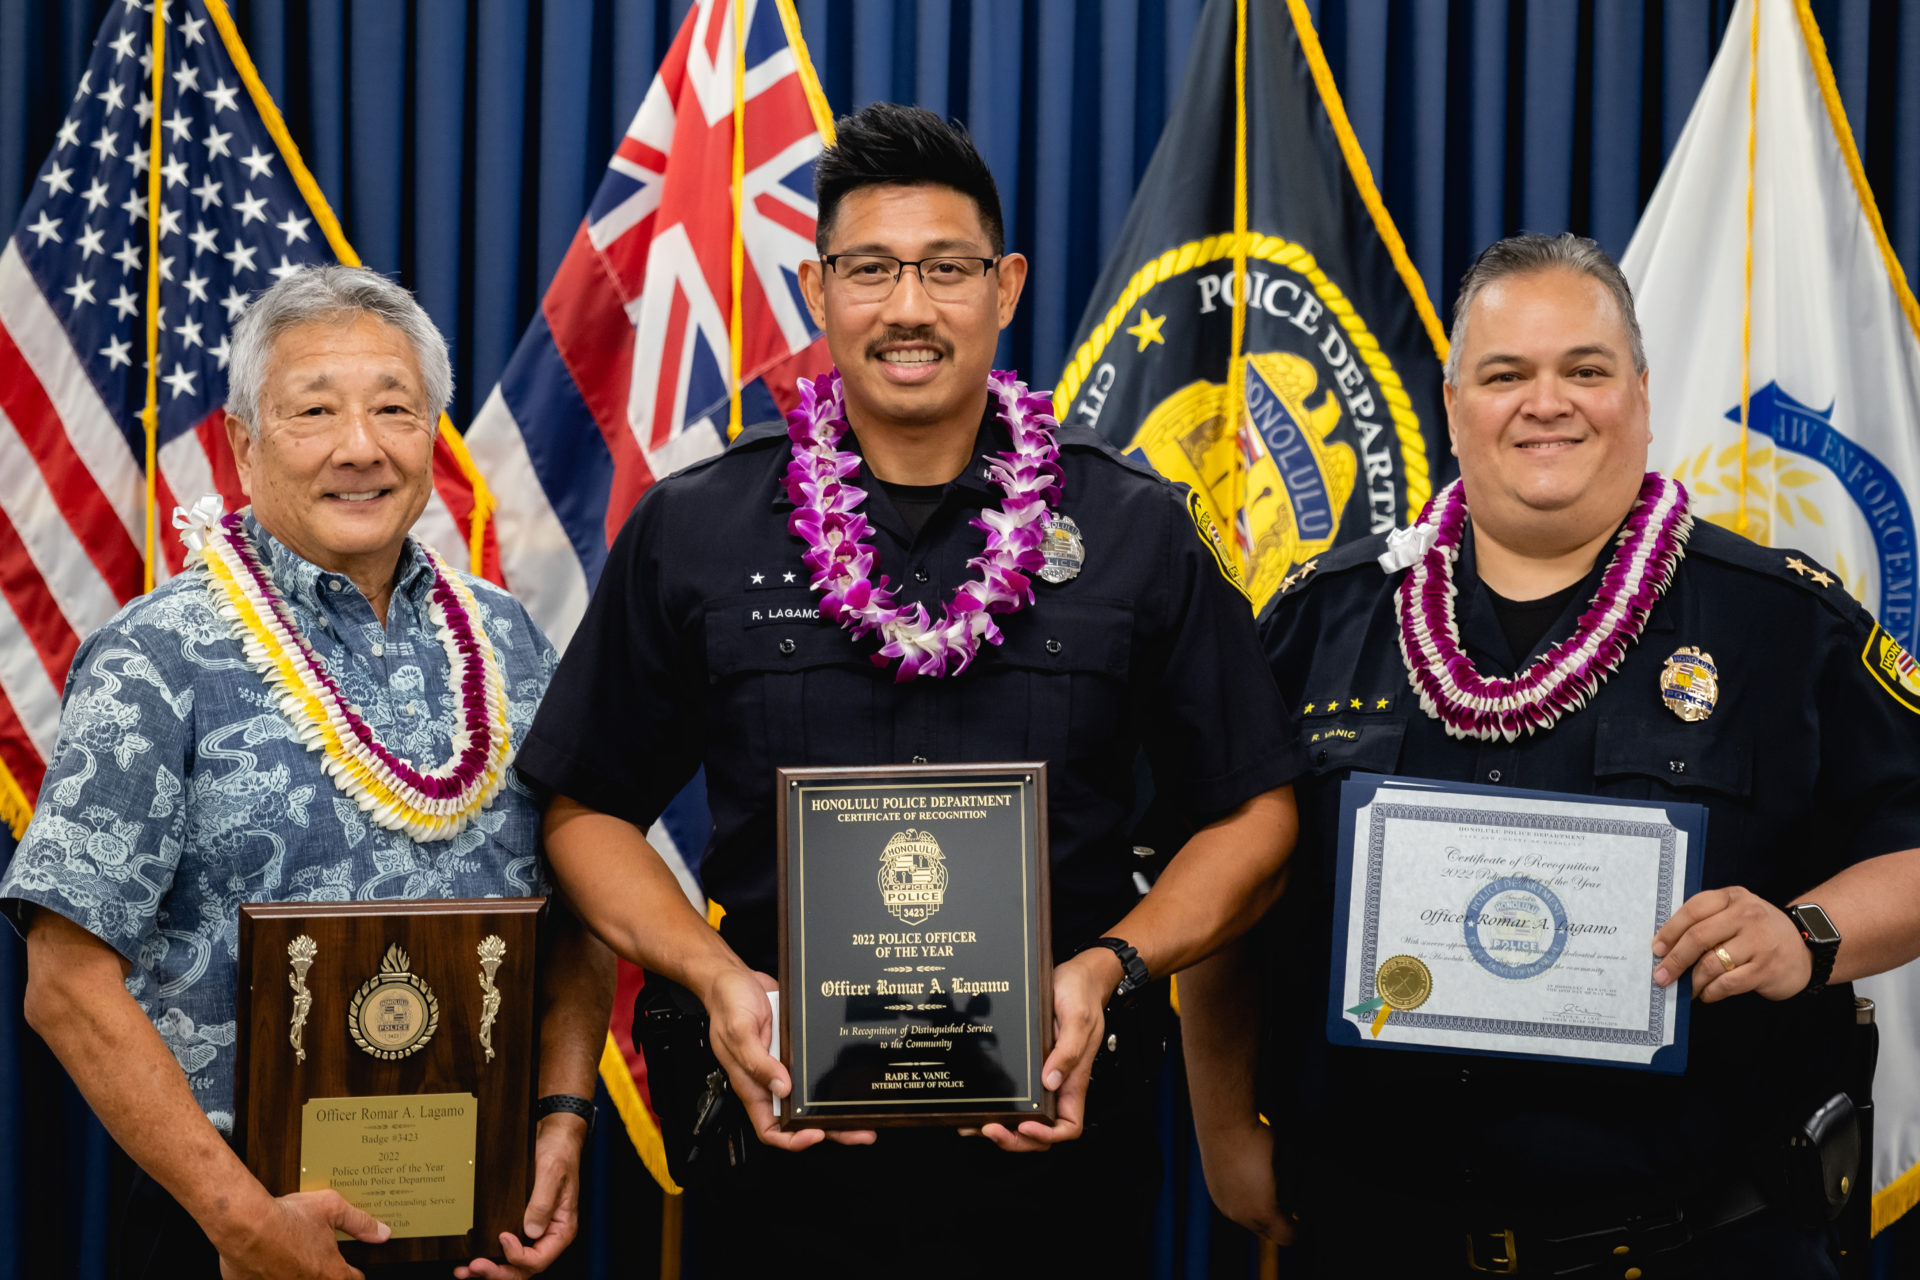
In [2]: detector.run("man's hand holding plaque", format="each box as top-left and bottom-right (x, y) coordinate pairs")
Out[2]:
(705, 966), (876, 1152)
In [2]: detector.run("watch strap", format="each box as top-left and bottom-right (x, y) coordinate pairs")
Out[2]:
(1082, 937), (1150, 999)
(535, 1093), (597, 1137)
(1787, 906), (1839, 998)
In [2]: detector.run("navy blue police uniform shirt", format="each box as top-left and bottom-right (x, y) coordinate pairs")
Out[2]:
(1257, 519), (1920, 1219)
(515, 405), (1300, 973)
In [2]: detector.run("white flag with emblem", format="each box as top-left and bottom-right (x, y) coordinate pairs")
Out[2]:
(1621, 0), (1920, 1234)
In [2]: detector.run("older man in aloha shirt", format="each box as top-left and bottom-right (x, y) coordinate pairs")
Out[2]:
(0, 511), (555, 1129)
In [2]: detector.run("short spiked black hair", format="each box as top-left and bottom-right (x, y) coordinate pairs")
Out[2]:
(814, 103), (1005, 254)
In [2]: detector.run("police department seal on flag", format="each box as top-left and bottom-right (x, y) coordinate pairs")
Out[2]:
(1050, 0), (1448, 613)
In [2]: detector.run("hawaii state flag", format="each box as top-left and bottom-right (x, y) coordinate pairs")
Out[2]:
(1621, 0), (1920, 1235)
(0, 0), (495, 839)
(462, 0), (834, 1192)
(1054, 0), (1451, 610)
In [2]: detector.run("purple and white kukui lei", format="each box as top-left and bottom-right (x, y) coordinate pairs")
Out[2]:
(785, 369), (1062, 682)
(1395, 472), (1693, 742)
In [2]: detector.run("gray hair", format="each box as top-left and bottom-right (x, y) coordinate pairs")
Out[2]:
(224, 265), (453, 435)
(1443, 233), (1647, 386)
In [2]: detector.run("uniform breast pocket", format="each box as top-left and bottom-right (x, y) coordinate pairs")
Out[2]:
(1592, 716), (1752, 801)
(1300, 717), (1408, 777)
(978, 599), (1132, 772)
(704, 598), (880, 774)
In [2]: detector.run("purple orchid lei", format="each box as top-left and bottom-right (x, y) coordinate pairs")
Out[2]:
(1395, 472), (1692, 741)
(784, 369), (1062, 681)
(177, 499), (512, 841)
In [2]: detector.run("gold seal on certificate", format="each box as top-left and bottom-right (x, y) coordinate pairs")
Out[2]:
(777, 763), (1055, 1129)
(1376, 954), (1432, 1011)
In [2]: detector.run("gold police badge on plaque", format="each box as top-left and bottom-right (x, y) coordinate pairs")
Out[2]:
(348, 943), (440, 1060)
(877, 829), (949, 926)
(1660, 647), (1719, 722)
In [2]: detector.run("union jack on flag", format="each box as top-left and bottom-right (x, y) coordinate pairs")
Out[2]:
(466, 0), (832, 651)
(0, 0), (496, 834)
(463, 0), (833, 1192)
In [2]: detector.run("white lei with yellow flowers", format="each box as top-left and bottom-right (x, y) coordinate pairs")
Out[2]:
(175, 497), (512, 842)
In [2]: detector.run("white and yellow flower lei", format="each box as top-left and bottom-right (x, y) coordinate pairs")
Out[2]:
(176, 497), (513, 841)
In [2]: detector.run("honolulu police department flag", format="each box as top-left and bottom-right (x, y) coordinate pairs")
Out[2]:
(1053, 0), (1450, 609)
(1622, 0), (1920, 1233)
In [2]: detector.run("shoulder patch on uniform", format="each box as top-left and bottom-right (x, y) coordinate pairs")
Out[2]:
(1185, 489), (1249, 599)
(1861, 623), (1920, 714)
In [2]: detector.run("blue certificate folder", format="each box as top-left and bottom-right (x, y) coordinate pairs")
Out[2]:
(1327, 773), (1708, 1074)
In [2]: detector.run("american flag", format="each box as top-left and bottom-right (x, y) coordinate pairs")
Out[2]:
(0, 0), (497, 835)
(465, 0), (831, 652)
(463, 0), (833, 1191)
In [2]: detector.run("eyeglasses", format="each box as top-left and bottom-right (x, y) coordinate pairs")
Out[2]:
(820, 254), (1000, 299)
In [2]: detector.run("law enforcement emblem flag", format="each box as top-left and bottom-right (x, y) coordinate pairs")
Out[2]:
(1054, 0), (1451, 609)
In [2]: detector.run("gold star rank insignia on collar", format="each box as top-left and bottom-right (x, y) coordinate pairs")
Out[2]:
(1279, 558), (1320, 593)
(1785, 554), (1836, 588)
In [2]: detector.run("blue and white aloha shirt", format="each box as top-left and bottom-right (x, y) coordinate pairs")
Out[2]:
(0, 516), (557, 1132)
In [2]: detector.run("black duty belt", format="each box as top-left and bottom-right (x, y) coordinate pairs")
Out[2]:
(1464, 1181), (1770, 1276)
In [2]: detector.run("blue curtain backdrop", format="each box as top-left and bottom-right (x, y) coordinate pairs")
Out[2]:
(6, 1), (1920, 1276)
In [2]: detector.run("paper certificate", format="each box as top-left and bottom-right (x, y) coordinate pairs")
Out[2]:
(1329, 775), (1706, 1072)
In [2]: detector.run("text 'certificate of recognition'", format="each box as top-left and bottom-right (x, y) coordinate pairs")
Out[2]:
(1329, 775), (1706, 1073)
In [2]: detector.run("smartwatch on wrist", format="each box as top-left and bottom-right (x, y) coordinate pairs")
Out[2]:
(1081, 937), (1151, 1001)
(535, 1093), (597, 1138)
(1785, 903), (1841, 998)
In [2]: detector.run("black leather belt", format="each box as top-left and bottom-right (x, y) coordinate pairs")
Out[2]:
(1464, 1182), (1771, 1276)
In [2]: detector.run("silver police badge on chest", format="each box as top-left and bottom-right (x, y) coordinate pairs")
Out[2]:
(1038, 515), (1086, 584)
(1660, 647), (1719, 722)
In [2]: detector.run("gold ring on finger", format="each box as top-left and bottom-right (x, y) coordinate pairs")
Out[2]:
(1714, 946), (1736, 973)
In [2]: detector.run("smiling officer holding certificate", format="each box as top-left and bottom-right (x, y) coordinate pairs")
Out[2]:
(1181, 235), (1920, 1278)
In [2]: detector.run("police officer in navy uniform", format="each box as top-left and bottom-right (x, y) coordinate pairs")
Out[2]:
(1181, 234), (1920, 1278)
(515, 104), (1299, 1274)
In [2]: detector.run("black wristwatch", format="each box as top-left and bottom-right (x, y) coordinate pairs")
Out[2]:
(1786, 903), (1841, 998)
(535, 1093), (597, 1138)
(1081, 937), (1151, 1002)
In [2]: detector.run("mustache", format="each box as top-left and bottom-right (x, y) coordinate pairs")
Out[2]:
(866, 326), (954, 360)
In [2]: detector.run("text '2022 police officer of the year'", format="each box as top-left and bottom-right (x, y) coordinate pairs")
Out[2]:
(1182, 234), (1920, 1280)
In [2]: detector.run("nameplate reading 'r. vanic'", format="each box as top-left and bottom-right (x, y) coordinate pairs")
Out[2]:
(777, 763), (1055, 1128)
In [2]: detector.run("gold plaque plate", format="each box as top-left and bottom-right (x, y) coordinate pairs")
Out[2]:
(301, 1093), (478, 1240)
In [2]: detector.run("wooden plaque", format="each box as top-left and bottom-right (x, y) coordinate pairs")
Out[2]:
(776, 763), (1054, 1129)
(234, 898), (544, 1264)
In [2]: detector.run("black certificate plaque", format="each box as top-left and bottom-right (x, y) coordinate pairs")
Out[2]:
(777, 763), (1054, 1129)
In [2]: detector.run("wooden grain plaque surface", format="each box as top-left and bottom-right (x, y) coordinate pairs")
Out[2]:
(234, 898), (543, 1264)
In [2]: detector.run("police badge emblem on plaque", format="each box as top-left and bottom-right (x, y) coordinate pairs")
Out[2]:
(1038, 516), (1085, 584)
(348, 943), (440, 1060)
(878, 829), (949, 925)
(1660, 647), (1719, 722)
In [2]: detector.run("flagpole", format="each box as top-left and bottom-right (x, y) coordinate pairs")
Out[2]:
(1226, 0), (1251, 575)
(140, 0), (169, 591)
(773, 0), (836, 143)
(728, 0), (748, 443)
(1737, 0), (1760, 538)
